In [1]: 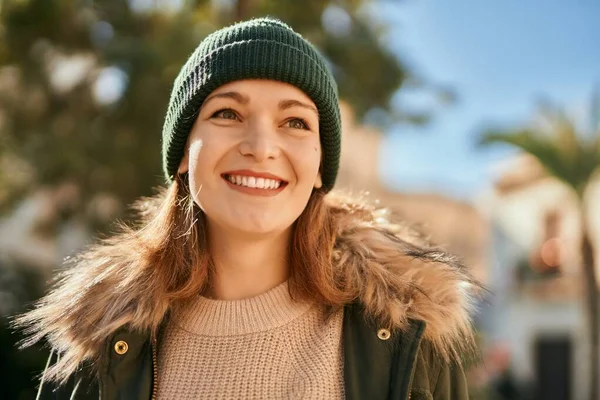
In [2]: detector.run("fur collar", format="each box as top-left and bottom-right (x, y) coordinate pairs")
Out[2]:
(332, 203), (480, 361)
(15, 193), (480, 381)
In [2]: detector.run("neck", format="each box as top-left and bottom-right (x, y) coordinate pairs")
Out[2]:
(205, 224), (292, 301)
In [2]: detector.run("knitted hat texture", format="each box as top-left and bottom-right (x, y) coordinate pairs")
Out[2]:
(161, 17), (341, 191)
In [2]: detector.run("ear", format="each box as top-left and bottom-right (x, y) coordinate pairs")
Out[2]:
(177, 149), (189, 174)
(314, 171), (323, 189)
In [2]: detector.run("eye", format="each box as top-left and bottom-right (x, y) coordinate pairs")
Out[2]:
(285, 118), (310, 130)
(211, 109), (239, 120)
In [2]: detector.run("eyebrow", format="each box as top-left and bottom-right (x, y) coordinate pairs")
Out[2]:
(202, 91), (319, 117)
(203, 91), (250, 106)
(279, 99), (319, 118)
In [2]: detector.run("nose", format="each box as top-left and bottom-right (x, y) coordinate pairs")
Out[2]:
(238, 117), (280, 161)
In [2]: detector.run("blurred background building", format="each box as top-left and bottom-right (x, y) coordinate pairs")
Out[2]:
(1, 1), (599, 399)
(482, 155), (600, 400)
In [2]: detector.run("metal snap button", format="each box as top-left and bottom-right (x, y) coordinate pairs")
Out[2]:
(377, 328), (391, 341)
(114, 340), (129, 355)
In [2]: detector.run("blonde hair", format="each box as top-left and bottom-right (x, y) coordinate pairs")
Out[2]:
(16, 174), (480, 383)
(133, 173), (352, 306)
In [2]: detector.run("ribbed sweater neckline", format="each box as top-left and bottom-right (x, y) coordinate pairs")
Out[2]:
(173, 281), (313, 337)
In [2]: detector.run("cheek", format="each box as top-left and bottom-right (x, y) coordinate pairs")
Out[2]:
(187, 136), (221, 192)
(187, 127), (230, 178)
(288, 142), (321, 182)
(304, 141), (322, 174)
(187, 139), (204, 174)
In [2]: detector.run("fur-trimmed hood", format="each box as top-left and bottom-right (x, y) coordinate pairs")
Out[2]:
(15, 192), (481, 382)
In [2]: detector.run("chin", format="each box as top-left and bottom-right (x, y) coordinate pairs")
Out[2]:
(230, 220), (289, 237)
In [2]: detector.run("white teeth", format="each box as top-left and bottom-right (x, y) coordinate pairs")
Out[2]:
(225, 175), (283, 190)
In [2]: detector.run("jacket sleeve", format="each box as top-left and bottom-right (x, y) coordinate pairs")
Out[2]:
(36, 349), (72, 400)
(432, 361), (469, 400)
(411, 341), (473, 400)
(36, 349), (98, 400)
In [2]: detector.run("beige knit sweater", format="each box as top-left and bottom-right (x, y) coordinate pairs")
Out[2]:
(156, 281), (345, 399)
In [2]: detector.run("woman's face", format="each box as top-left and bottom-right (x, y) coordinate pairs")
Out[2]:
(179, 79), (322, 238)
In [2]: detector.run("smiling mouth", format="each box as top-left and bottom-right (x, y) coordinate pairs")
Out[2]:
(222, 174), (288, 190)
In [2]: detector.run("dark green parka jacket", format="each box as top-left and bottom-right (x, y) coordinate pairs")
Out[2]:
(23, 201), (477, 400)
(36, 304), (469, 400)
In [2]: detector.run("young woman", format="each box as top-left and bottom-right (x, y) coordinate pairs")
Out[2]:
(17, 17), (479, 400)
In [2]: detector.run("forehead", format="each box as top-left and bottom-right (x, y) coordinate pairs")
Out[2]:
(207, 79), (316, 106)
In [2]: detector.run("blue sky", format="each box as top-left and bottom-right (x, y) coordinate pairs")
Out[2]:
(374, 0), (600, 201)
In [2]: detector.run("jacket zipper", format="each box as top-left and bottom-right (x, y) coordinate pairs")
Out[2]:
(405, 368), (415, 400)
(151, 337), (158, 400)
(404, 350), (419, 400)
(403, 323), (424, 400)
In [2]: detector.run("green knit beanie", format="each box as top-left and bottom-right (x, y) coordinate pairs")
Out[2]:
(162, 17), (341, 192)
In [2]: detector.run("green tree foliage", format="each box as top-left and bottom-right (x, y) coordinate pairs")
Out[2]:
(481, 98), (600, 196)
(0, 0), (434, 216)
